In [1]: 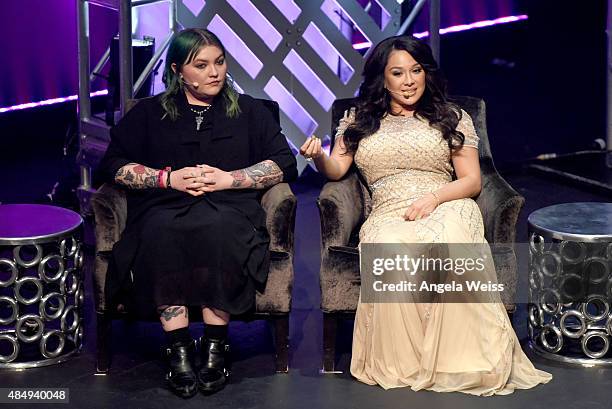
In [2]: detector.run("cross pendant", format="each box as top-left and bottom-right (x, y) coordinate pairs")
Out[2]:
(195, 115), (203, 131)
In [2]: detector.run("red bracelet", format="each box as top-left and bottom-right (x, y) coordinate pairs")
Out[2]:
(157, 169), (165, 188)
(165, 167), (172, 188)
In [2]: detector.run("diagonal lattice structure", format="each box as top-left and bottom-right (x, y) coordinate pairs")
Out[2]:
(178, 0), (402, 172)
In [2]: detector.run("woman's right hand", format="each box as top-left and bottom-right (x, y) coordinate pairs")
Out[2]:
(299, 136), (324, 162)
(169, 166), (206, 196)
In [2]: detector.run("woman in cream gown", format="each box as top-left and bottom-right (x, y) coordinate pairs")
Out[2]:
(300, 35), (551, 396)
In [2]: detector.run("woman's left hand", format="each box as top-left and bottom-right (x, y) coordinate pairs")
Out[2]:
(186, 164), (234, 193)
(404, 193), (439, 221)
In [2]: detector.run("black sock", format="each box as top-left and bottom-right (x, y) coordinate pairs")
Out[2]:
(204, 324), (228, 341)
(166, 327), (192, 345)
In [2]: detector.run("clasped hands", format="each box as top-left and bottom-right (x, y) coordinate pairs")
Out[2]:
(169, 164), (233, 196)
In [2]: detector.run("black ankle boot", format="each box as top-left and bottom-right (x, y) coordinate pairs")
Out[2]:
(164, 339), (197, 398)
(198, 336), (230, 394)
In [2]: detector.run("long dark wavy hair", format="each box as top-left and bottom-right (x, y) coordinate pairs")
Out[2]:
(343, 35), (465, 153)
(160, 28), (240, 121)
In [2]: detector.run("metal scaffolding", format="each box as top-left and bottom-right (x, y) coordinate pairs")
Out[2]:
(75, 0), (441, 215)
(395, 0), (440, 62)
(75, 0), (178, 214)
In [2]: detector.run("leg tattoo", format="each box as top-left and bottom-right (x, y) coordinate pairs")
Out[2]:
(161, 306), (187, 322)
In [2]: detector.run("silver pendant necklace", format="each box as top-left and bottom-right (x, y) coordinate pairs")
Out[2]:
(189, 105), (212, 131)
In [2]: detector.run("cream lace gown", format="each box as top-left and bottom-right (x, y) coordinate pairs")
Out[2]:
(339, 110), (552, 396)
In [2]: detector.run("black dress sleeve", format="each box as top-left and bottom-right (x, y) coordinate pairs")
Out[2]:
(98, 100), (149, 183)
(249, 98), (298, 183)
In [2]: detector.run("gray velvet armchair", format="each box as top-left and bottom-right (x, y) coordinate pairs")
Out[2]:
(91, 99), (297, 374)
(317, 96), (525, 372)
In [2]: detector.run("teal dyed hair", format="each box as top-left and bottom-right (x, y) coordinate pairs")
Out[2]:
(161, 28), (240, 120)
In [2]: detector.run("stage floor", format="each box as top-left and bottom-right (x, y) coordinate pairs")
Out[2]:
(1, 170), (610, 409)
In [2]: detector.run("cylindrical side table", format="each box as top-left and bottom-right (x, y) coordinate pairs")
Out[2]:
(0, 204), (84, 368)
(528, 202), (612, 366)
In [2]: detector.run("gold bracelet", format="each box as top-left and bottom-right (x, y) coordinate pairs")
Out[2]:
(430, 191), (440, 207)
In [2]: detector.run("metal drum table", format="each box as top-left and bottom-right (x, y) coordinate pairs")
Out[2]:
(0, 204), (84, 368)
(528, 202), (612, 365)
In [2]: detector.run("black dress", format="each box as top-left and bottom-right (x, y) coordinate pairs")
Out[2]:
(98, 92), (298, 318)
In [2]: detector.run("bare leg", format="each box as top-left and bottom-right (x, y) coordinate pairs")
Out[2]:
(201, 307), (230, 325)
(159, 305), (189, 331)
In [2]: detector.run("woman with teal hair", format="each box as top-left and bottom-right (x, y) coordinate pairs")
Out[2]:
(99, 28), (297, 399)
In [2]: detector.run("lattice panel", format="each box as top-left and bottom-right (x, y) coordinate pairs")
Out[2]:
(179, 0), (401, 171)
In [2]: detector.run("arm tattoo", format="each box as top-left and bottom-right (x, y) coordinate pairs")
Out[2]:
(230, 170), (248, 188)
(161, 306), (187, 322)
(230, 160), (283, 189)
(115, 163), (159, 189)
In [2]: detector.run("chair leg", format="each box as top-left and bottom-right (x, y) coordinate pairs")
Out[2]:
(96, 311), (112, 374)
(322, 312), (341, 373)
(273, 315), (289, 373)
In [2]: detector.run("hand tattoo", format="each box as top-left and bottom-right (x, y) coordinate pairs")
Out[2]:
(230, 160), (283, 189)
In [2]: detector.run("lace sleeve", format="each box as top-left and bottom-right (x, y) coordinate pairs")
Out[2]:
(334, 108), (356, 140)
(456, 109), (479, 149)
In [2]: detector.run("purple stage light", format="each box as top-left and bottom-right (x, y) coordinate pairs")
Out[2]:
(268, 0), (301, 24)
(372, 0), (392, 31)
(0, 90), (108, 114)
(283, 50), (335, 111)
(227, 0), (283, 52)
(353, 14), (529, 48)
(183, 0), (205, 17)
(303, 22), (355, 85)
(321, 0), (372, 47)
(437, 14), (528, 34)
(353, 42), (372, 50)
(264, 76), (317, 136)
(208, 14), (264, 79)
(2, 14), (528, 114)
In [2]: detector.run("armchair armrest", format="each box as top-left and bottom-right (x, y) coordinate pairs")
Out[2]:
(90, 183), (128, 253)
(261, 183), (297, 254)
(317, 172), (366, 251)
(475, 164), (525, 244)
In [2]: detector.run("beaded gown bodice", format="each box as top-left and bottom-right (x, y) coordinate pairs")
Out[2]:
(335, 110), (481, 243)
